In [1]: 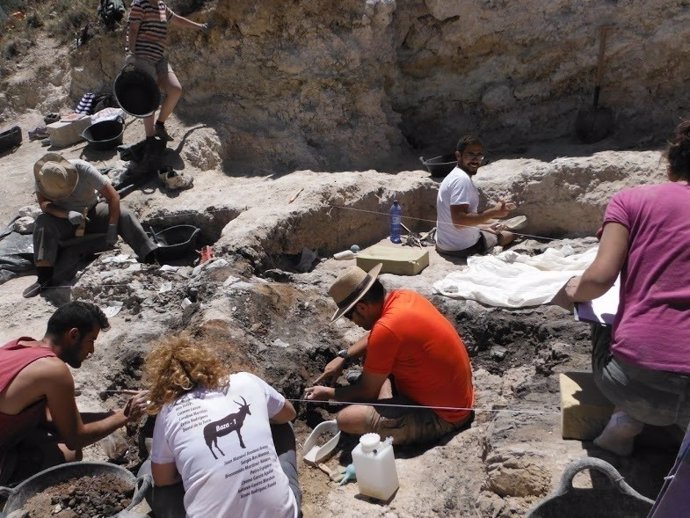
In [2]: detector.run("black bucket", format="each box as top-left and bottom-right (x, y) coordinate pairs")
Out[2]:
(151, 225), (201, 262)
(419, 154), (457, 178)
(81, 116), (124, 150)
(526, 458), (654, 518)
(113, 64), (161, 118)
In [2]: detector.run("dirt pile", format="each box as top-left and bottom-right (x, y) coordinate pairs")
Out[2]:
(21, 473), (134, 517)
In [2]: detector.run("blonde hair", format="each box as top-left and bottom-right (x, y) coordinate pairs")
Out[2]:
(144, 333), (231, 414)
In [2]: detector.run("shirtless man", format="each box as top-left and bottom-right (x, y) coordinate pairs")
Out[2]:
(0, 301), (148, 484)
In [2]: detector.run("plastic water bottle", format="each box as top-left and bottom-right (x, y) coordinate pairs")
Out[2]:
(389, 200), (402, 244)
(351, 433), (399, 500)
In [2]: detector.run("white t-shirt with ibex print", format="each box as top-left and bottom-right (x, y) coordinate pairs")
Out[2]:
(151, 372), (298, 518)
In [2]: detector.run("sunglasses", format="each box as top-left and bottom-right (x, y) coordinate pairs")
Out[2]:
(344, 307), (356, 320)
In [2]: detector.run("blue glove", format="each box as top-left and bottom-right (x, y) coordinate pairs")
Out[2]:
(105, 223), (118, 247)
(67, 210), (85, 226)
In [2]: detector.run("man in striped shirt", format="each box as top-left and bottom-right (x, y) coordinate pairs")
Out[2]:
(126, 0), (207, 141)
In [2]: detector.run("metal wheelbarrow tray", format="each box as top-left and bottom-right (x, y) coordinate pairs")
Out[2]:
(0, 461), (151, 517)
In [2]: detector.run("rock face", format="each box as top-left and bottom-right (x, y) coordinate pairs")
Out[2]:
(475, 150), (668, 237)
(3, 0), (689, 173)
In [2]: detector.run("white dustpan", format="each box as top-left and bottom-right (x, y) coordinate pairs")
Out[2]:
(302, 420), (341, 466)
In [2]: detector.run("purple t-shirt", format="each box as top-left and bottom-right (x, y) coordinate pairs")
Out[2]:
(605, 182), (690, 372)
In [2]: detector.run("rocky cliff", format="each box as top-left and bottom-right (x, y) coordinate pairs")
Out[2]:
(3, 0), (689, 173)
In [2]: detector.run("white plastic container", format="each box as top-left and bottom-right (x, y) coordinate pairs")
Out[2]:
(351, 433), (399, 501)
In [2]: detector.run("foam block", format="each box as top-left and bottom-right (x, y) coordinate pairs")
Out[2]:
(47, 116), (92, 148)
(559, 371), (614, 440)
(356, 244), (429, 276)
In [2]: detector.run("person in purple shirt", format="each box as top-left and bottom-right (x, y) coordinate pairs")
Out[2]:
(566, 119), (690, 456)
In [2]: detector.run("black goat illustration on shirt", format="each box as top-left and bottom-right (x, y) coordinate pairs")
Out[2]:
(203, 396), (251, 459)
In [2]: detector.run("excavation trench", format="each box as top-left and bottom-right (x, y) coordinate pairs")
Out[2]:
(66, 186), (676, 517)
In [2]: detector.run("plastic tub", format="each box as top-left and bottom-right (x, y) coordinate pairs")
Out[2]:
(151, 225), (201, 262)
(81, 116), (124, 150)
(419, 154), (457, 178)
(114, 65), (161, 118)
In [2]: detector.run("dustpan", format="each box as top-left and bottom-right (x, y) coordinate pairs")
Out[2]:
(302, 420), (341, 466)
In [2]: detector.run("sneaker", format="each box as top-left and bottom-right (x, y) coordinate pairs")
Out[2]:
(22, 279), (50, 298)
(155, 121), (173, 141)
(158, 167), (193, 191)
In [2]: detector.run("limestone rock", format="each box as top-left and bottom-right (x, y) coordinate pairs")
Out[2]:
(475, 150), (668, 237)
(485, 447), (552, 497)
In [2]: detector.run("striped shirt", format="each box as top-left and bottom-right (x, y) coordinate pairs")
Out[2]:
(128, 0), (173, 63)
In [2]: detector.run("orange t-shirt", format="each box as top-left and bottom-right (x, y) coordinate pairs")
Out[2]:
(363, 290), (474, 423)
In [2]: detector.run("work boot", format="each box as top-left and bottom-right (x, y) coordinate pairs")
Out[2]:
(593, 410), (644, 456)
(23, 267), (53, 298)
(155, 121), (173, 141)
(22, 279), (51, 298)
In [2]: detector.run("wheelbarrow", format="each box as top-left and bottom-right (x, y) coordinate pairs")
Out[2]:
(0, 461), (151, 518)
(526, 457), (654, 518)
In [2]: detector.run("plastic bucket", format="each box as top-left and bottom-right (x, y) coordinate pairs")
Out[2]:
(526, 458), (654, 518)
(113, 65), (161, 118)
(419, 154), (457, 178)
(151, 225), (201, 262)
(81, 117), (124, 150)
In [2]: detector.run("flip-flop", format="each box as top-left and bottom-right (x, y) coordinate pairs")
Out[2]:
(302, 420), (341, 466)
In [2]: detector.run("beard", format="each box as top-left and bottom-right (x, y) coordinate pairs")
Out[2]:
(59, 336), (84, 368)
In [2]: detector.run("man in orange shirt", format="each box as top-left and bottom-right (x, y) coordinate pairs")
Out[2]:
(305, 264), (474, 445)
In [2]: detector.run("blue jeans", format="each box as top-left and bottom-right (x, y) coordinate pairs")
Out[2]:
(591, 324), (690, 428)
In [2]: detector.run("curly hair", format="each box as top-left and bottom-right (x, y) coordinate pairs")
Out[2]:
(143, 333), (231, 414)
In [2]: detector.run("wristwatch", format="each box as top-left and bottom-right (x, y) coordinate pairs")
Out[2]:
(337, 349), (352, 366)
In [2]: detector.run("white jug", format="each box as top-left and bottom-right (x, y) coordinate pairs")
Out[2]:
(351, 433), (399, 501)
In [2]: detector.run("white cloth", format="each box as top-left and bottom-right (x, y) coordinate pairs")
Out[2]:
(433, 246), (598, 308)
(436, 166), (481, 251)
(151, 372), (298, 518)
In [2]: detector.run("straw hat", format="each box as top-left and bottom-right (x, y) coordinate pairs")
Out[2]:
(328, 263), (383, 322)
(33, 153), (78, 199)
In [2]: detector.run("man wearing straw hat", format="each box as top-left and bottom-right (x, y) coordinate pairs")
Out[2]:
(0, 301), (148, 485)
(305, 264), (475, 445)
(24, 152), (158, 298)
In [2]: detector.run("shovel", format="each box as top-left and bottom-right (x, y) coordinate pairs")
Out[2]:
(575, 25), (614, 144)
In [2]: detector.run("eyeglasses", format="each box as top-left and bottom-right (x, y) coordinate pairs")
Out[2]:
(464, 152), (485, 160)
(344, 307), (356, 320)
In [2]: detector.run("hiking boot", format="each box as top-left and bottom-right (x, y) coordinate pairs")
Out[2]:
(155, 121), (173, 141)
(158, 167), (193, 191)
(22, 279), (51, 298)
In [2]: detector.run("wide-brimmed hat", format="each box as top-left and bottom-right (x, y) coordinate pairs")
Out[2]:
(328, 263), (383, 322)
(33, 153), (78, 199)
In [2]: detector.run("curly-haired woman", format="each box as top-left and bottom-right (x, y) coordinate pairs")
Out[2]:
(141, 334), (300, 518)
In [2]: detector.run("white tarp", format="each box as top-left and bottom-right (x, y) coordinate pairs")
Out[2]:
(433, 246), (598, 308)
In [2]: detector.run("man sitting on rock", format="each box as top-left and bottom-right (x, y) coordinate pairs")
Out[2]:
(0, 301), (148, 485)
(305, 264), (475, 445)
(24, 152), (158, 298)
(435, 135), (517, 257)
